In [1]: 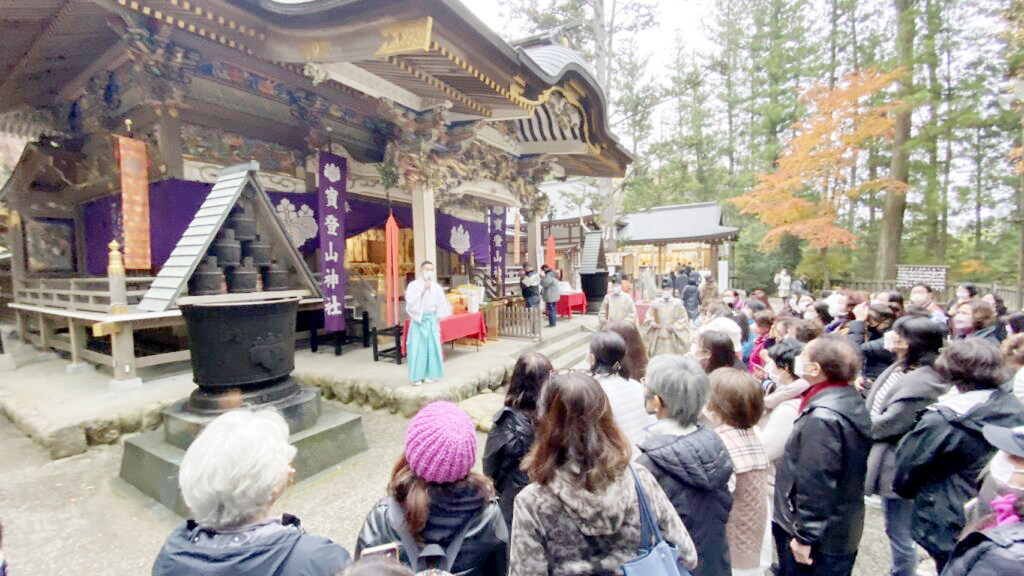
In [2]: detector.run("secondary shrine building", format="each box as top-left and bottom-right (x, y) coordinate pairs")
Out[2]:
(0, 0), (631, 378)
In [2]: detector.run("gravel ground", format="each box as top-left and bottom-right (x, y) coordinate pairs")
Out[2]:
(0, 402), (934, 576)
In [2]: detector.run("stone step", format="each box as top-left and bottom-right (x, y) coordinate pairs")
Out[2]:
(535, 330), (593, 363)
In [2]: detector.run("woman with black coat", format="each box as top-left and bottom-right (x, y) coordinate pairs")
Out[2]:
(864, 317), (950, 576)
(847, 302), (896, 384)
(483, 352), (551, 532)
(893, 339), (1024, 573)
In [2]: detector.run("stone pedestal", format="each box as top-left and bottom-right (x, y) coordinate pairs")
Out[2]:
(120, 396), (368, 517)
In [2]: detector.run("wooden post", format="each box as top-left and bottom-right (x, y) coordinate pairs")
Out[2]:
(111, 326), (137, 381)
(710, 242), (720, 284)
(67, 319), (89, 369)
(108, 240), (128, 314)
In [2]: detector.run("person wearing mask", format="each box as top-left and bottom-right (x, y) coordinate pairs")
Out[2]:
(864, 317), (950, 576)
(540, 265), (560, 328)
(638, 355), (735, 576)
(697, 330), (743, 374)
(588, 331), (655, 449)
(804, 300), (833, 327)
(848, 302), (897, 385)
(823, 291), (853, 335)
(509, 372), (698, 575)
(909, 283), (948, 326)
(722, 288), (744, 310)
(643, 279), (691, 356)
(405, 261), (451, 386)
(606, 320), (650, 381)
(484, 352), (552, 532)
(741, 300), (768, 363)
(941, 424), (1024, 576)
(953, 300), (1002, 345)
(1002, 334), (1024, 402)
(599, 277), (639, 329)
(153, 410), (352, 576)
(357, 402), (507, 574)
(893, 339), (1024, 573)
(708, 369), (771, 576)
(873, 291), (905, 318)
(773, 336), (871, 576)
(681, 274), (702, 323)
(749, 289), (772, 311)
(760, 341), (809, 479)
(950, 283), (980, 313)
(520, 263), (540, 309)
(774, 268), (793, 299)
(748, 310), (776, 380)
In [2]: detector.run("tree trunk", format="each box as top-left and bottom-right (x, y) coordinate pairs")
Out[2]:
(922, 0), (941, 259)
(822, 247), (831, 289)
(876, 0), (915, 280)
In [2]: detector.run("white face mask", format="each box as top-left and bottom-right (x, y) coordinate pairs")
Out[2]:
(662, 290), (673, 300)
(957, 291), (970, 301)
(422, 270), (434, 280)
(991, 451), (1024, 491)
(723, 296), (736, 305)
(612, 285), (622, 295)
(882, 330), (898, 352)
(793, 356), (805, 379)
(909, 292), (929, 306)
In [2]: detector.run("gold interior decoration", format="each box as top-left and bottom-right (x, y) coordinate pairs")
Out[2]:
(375, 17), (434, 57)
(299, 40), (332, 60)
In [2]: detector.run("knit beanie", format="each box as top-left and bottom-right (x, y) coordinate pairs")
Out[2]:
(404, 402), (477, 484)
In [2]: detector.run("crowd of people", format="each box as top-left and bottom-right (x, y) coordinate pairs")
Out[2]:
(144, 276), (1024, 576)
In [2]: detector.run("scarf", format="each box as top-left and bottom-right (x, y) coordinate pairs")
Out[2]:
(800, 380), (849, 412)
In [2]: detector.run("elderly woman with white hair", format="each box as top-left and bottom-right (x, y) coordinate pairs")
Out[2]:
(637, 354), (735, 576)
(153, 409), (351, 576)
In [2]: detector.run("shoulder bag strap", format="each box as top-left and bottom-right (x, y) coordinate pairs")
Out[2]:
(629, 466), (663, 550)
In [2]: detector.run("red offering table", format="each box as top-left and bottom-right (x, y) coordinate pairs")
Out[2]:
(557, 292), (588, 319)
(402, 312), (487, 356)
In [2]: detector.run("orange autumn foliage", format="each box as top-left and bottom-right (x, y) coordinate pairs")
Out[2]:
(731, 69), (907, 251)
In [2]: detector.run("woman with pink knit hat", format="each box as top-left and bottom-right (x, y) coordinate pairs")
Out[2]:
(355, 402), (507, 575)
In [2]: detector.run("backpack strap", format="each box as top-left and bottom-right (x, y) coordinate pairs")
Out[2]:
(386, 497), (478, 572)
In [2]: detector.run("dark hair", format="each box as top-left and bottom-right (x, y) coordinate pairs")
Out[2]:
(984, 292), (1008, 316)
(894, 316), (945, 370)
(746, 300), (768, 313)
(971, 300), (998, 329)
(605, 320), (648, 380)
(960, 283), (979, 298)
(867, 303), (896, 332)
(812, 301), (833, 325)
(1007, 312), (1024, 335)
(844, 290), (867, 311)
(700, 330), (737, 374)
(1001, 333), (1024, 370)
(709, 368), (765, 429)
(506, 352), (553, 416)
(420, 261), (433, 268)
(768, 339), (804, 376)
(935, 339), (1010, 392)
(342, 558), (415, 576)
(912, 283), (933, 294)
(523, 372), (631, 492)
(388, 455), (493, 538)
(687, 274), (699, 286)
(885, 291), (904, 316)
(753, 309), (775, 331)
(589, 331), (627, 378)
(806, 335), (860, 383)
(794, 319), (823, 343)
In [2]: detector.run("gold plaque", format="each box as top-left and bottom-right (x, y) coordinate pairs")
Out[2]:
(375, 17), (433, 57)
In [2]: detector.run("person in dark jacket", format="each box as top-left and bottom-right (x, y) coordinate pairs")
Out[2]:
(848, 302), (896, 383)
(356, 402), (507, 575)
(637, 354), (735, 576)
(940, 423), (1024, 576)
(864, 316), (950, 576)
(773, 335), (871, 576)
(540, 265), (561, 327)
(483, 352), (552, 532)
(682, 274), (702, 321)
(893, 339), (1024, 573)
(153, 409), (351, 576)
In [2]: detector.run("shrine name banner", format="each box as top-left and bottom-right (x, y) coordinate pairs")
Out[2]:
(117, 136), (151, 269)
(318, 152), (347, 332)
(489, 206), (506, 293)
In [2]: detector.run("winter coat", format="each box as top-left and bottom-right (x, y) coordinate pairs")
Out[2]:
(356, 485), (508, 576)
(682, 285), (701, 319)
(483, 407), (535, 532)
(773, 385), (871, 555)
(970, 325), (1003, 346)
(864, 365), (950, 498)
(940, 523), (1024, 576)
(509, 464), (698, 576)
(893, 388), (1024, 560)
(594, 373), (655, 451)
(637, 422), (735, 576)
(846, 321), (895, 381)
(541, 272), (561, 303)
(153, 516), (351, 576)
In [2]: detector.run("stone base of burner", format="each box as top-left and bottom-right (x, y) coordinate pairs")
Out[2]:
(119, 401), (368, 517)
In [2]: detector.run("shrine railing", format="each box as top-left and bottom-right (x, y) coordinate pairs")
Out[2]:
(494, 297), (542, 341)
(14, 277), (155, 313)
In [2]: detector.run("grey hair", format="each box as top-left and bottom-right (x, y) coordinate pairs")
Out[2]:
(178, 409), (297, 530)
(645, 354), (710, 427)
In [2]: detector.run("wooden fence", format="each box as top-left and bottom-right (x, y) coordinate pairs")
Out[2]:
(494, 297), (542, 340)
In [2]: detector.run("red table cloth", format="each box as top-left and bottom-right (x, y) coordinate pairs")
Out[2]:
(402, 312), (487, 356)
(556, 292), (588, 319)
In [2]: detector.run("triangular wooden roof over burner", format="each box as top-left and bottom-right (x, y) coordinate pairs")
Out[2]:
(137, 161), (321, 312)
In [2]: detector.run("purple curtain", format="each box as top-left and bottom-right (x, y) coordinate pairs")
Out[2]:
(436, 212), (489, 264)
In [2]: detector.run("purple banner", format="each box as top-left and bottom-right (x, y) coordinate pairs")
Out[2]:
(489, 207), (506, 292)
(318, 153), (347, 332)
(436, 212), (489, 264)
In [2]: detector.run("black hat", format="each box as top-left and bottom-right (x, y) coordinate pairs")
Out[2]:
(983, 424), (1024, 458)
(661, 278), (673, 289)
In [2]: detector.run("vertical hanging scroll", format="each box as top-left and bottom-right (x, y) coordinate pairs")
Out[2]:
(513, 210), (521, 265)
(318, 152), (347, 332)
(488, 206), (506, 295)
(117, 136), (150, 269)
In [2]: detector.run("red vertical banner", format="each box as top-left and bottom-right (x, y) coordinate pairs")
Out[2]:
(385, 214), (400, 327)
(117, 136), (150, 270)
(318, 152), (347, 332)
